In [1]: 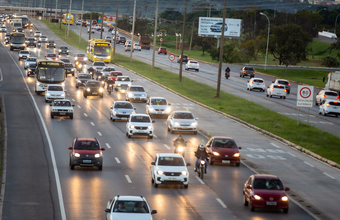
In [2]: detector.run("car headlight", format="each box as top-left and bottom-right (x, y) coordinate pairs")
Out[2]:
(59, 49), (61, 52)
(181, 171), (187, 176)
(99, 88), (104, 92)
(67, 50), (69, 52)
(68, 109), (73, 112)
(77, 80), (81, 83)
(147, 125), (153, 130)
(148, 106), (155, 111)
(233, 153), (240, 157)
(191, 122), (197, 126)
(84, 57), (88, 61)
(94, 153), (100, 158)
(128, 92), (134, 97)
(174, 122), (180, 126)
(117, 84), (121, 86)
(61, 93), (65, 97)
(130, 125), (135, 129)
(75, 57), (78, 60)
(212, 151), (220, 156)
(78, 64), (82, 68)
(101, 81), (104, 84)
(45, 93), (50, 96)
(61, 83), (65, 87)
(37, 82), (40, 85)
(74, 153), (80, 157)
(164, 107), (171, 113)
(254, 195), (262, 200)
(281, 196), (288, 201)
(87, 88), (90, 91)
(157, 170), (164, 175)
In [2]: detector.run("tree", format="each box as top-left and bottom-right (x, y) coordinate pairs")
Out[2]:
(192, 35), (214, 55)
(209, 42), (238, 63)
(159, 8), (183, 21)
(240, 34), (266, 61)
(83, 12), (99, 21)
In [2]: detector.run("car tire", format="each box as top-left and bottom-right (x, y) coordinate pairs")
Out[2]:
(243, 195), (249, 206)
(249, 201), (255, 212)
(263, 89), (265, 92)
(151, 176), (154, 183)
(127, 133), (131, 138)
(51, 113), (54, 119)
(287, 91), (290, 94)
(247, 87), (249, 90)
(209, 157), (214, 165)
(184, 184), (188, 189)
(149, 135), (153, 139)
(98, 165), (103, 171)
(153, 180), (158, 188)
(269, 95), (272, 98)
(283, 96), (286, 99)
(283, 208), (289, 213)
(236, 162), (240, 167)
(266, 93), (268, 97)
(193, 131), (197, 135)
(45, 99), (48, 103)
(84, 94), (87, 98)
(170, 127), (174, 134)
(319, 110), (321, 115)
(70, 114), (73, 119)
(76, 85), (79, 89)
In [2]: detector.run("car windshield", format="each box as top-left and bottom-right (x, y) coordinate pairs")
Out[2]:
(113, 201), (149, 213)
(41, 36), (46, 38)
(77, 54), (85, 57)
(114, 102), (133, 109)
(94, 62), (105, 66)
(79, 74), (91, 79)
(131, 116), (150, 123)
(157, 157), (185, 166)
(253, 179), (284, 190)
(254, 79), (263, 83)
(110, 72), (123, 77)
(278, 81), (288, 85)
(74, 141), (99, 150)
(87, 82), (101, 86)
(27, 58), (36, 61)
(27, 38), (35, 41)
(60, 46), (68, 49)
(245, 67), (254, 70)
(329, 102), (340, 106)
(190, 61), (198, 64)
(29, 64), (37, 68)
(151, 99), (167, 105)
(21, 51), (29, 54)
(47, 54), (56, 57)
(173, 112), (194, 119)
(53, 100), (71, 106)
(48, 86), (63, 91)
(103, 68), (115, 71)
(117, 77), (130, 81)
(273, 85), (284, 89)
(325, 91), (338, 96)
(213, 139), (237, 148)
(48, 41), (55, 43)
(60, 59), (70, 62)
(130, 87), (145, 92)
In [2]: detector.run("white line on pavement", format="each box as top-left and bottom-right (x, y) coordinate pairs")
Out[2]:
(72, 99), (75, 101)
(164, 144), (170, 150)
(0, 67), (3, 81)
(105, 143), (111, 149)
(287, 152), (296, 157)
(77, 105), (81, 108)
(195, 176), (205, 184)
(90, 122), (95, 126)
(323, 172), (336, 180)
(304, 161), (314, 167)
(153, 134), (157, 139)
(125, 175), (132, 183)
(67, 93), (70, 96)
(84, 113), (88, 117)
(270, 143), (280, 148)
(216, 198), (227, 208)
(97, 132), (102, 136)
(115, 157), (121, 163)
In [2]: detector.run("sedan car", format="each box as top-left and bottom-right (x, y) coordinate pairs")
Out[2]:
(0, 26), (6, 32)
(45, 84), (66, 103)
(74, 53), (88, 62)
(151, 153), (190, 188)
(47, 40), (56, 48)
(26, 63), (37, 77)
(114, 76), (132, 92)
(134, 43), (141, 51)
(185, 60), (199, 72)
(315, 90), (339, 105)
(45, 53), (58, 60)
(177, 55), (189, 63)
(101, 66), (116, 79)
(34, 31), (42, 37)
(75, 20), (81, 25)
(105, 36), (112, 43)
(266, 84), (287, 99)
(87, 27), (95, 33)
(167, 111), (198, 134)
(110, 101), (136, 121)
(26, 37), (37, 47)
(58, 46), (69, 55)
(39, 35), (48, 42)
(247, 78), (265, 92)
(83, 80), (104, 98)
(18, 50), (30, 61)
(126, 114), (154, 139)
(205, 136), (241, 166)
(68, 137), (105, 170)
(273, 79), (291, 94)
(24, 57), (37, 69)
(60, 58), (75, 76)
(91, 61), (106, 72)
(243, 174), (290, 213)
(76, 73), (92, 88)
(210, 22), (228, 32)
(50, 99), (74, 119)
(158, 47), (167, 55)
(108, 71), (123, 82)
(240, 67), (255, 78)
(319, 99), (340, 117)
(125, 85), (148, 102)
(105, 195), (157, 220)
(146, 97), (171, 118)
(16, 27), (24, 33)
(117, 36), (126, 44)
(125, 44), (134, 52)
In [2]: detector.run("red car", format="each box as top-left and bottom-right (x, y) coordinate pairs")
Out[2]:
(109, 71), (123, 82)
(68, 137), (105, 170)
(205, 136), (241, 166)
(158, 47), (167, 55)
(243, 174), (290, 213)
(45, 53), (58, 60)
(74, 53), (87, 63)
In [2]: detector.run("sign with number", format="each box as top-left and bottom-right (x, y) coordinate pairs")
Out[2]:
(297, 85), (314, 107)
(160, 38), (163, 42)
(168, 54), (175, 61)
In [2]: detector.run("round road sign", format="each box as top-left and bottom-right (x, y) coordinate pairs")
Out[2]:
(160, 38), (163, 42)
(168, 54), (175, 61)
(299, 87), (312, 99)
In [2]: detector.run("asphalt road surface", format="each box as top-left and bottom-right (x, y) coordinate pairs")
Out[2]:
(0, 19), (340, 220)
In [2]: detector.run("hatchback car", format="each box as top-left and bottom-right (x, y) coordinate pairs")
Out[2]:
(185, 60), (199, 72)
(58, 46), (69, 55)
(243, 174), (290, 213)
(117, 36), (126, 44)
(247, 78), (265, 92)
(146, 97), (171, 118)
(114, 76), (132, 92)
(105, 36), (112, 43)
(39, 35), (48, 42)
(26, 37), (37, 47)
(18, 50), (30, 61)
(45, 53), (58, 60)
(45, 84), (66, 103)
(109, 71), (123, 82)
(316, 90), (339, 105)
(74, 53), (88, 62)
(158, 47), (167, 55)
(68, 137), (105, 170)
(110, 101), (136, 121)
(134, 43), (141, 51)
(91, 61), (106, 72)
(151, 153), (190, 188)
(102, 67), (116, 79)
(125, 44), (134, 52)
(47, 40), (56, 48)
(76, 73), (92, 88)
(126, 114), (154, 139)
(273, 79), (291, 94)
(50, 99), (74, 119)
(177, 55), (189, 63)
(167, 111), (198, 134)
(60, 58), (75, 76)
(319, 99), (340, 117)
(0, 26), (6, 32)
(26, 63), (37, 77)
(34, 31), (41, 37)
(267, 84), (287, 99)
(206, 137), (241, 166)
(83, 80), (104, 98)
(24, 57), (37, 69)
(126, 85), (147, 102)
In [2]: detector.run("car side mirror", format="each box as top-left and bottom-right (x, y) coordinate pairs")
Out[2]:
(152, 121), (155, 123)
(186, 163), (191, 166)
(151, 162), (155, 165)
(133, 107), (136, 110)
(195, 117), (199, 120)
(50, 104), (52, 106)
(131, 80), (133, 82)
(238, 147), (242, 149)
(101, 148), (106, 151)
(272, 81), (274, 83)
(68, 147), (72, 150)
(105, 208), (110, 213)
(285, 187), (290, 191)
(110, 106), (113, 109)
(246, 185), (252, 189)
(72, 105), (75, 107)
(64, 90), (67, 92)
(151, 210), (157, 214)
(75, 77), (78, 79)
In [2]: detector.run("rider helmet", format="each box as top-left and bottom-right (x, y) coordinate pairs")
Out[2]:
(199, 144), (205, 151)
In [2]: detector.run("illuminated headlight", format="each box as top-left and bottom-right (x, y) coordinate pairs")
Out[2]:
(34, 41), (37, 43)
(77, 64), (82, 68)
(117, 84), (121, 86)
(99, 88), (104, 92)
(200, 160), (206, 165)
(128, 92), (134, 97)
(94, 153), (100, 158)
(74, 153), (80, 157)
(84, 57), (88, 61)
(94, 55), (98, 58)
(87, 88), (90, 91)
(45, 93), (51, 96)
(59, 49), (61, 52)
(107, 56), (111, 59)
(10, 43), (13, 46)
(148, 106), (155, 112)
(254, 195), (262, 200)
(142, 94), (145, 97)
(67, 50), (69, 52)
(233, 153), (240, 157)
(77, 80), (81, 83)
(164, 107), (171, 113)
(157, 170), (164, 175)
(75, 57), (78, 60)
(61, 93), (65, 97)
(178, 146), (184, 152)
(68, 109), (73, 112)
(174, 122), (180, 126)
(191, 122), (197, 126)
(130, 125), (135, 129)
(281, 196), (288, 201)
(181, 171), (187, 176)
(37, 82), (40, 85)
(147, 125), (153, 130)
(101, 81), (104, 84)
(72, 68), (76, 71)
(212, 151), (220, 156)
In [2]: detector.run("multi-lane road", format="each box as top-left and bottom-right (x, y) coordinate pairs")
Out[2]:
(0, 19), (340, 220)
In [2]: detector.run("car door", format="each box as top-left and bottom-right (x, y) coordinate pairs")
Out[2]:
(106, 198), (115, 220)
(244, 176), (253, 201)
(167, 113), (173, 127)
(151, 156), (157, 178)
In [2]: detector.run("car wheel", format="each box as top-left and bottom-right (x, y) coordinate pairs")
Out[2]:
(247, 87), (249, 90)
(153, 180), (158, 188)
(243, 195), (249, 206)
(283, 96), (286, 99)
(194, 131), (197, 135)
(236, 162), (240, 167)
(319, 110), (321, 115)
(98, 165), (103, 171)
(269, 95), (272, 98)
(170, 127), (174, 134)
(283, 208), (289, 213)
(322, 110), (326, 116)
(51, 113), (54, 119)
(280, 96), (282, 99)
(249, 201), (255, 212)
(70, 160), (74, 170)
(266, 93), (269, 97)
(127, 133), (131, 138)
(70, 114), (73, 119)
(76, 85), (79, 89)
(148, 135), (153, 139)
(184, 184), (188, 189)
(84, 94), (87, 98)
(263, 89), (265, 92)
(151, 176), (154, 183)
(45, 99), (48, 103)
(209, 157), (214, 165)
(287, 91), (290, 94)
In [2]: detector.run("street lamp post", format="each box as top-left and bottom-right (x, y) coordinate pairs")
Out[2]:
(335, 13), (340, 34)
(274, 0), (282, 18)
(260, 12), (270, 70)
(175, 33), (178, 54)
(79, 0), (84, 43)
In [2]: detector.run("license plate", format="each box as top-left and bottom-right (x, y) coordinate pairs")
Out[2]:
(333, 107), (337, 109)
(256, 83), (260, 85)
(277, 93), (281, 95)
(266, 202), (277, 206)
(83, 160), (91, 163)
(168, 177), (177, 180)
(92, 92), (97, 94)
(59, 112), (66, 115)
(222, 160), (230, 164)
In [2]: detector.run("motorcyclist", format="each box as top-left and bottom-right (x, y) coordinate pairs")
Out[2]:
(87, 66), (95, 77)
(106, 77), (114, 90)
(194, 144), (209, 173)
(96, 71), (105, 87)
(225, 66), (230, 78)
(173, 135), (185, 146)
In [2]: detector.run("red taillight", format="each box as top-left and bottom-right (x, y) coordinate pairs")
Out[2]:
(334, 101), (338, 103)
(323, 95), (327, 98)
(326, 104), (330, 107)
(252, 81), (254, 84)
(253, 72), (255, 74)
(284, 89), (287, 92)
(271, 88), (274, 91)
(244, 71), (246, 73)
(263, 82), (265, 85)
(288, 84), (291, 86)
(276, 82), (279, 85)
(337, 96), (339, 99)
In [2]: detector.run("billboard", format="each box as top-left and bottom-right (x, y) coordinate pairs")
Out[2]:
(98, 15), (116, 25)
(198, 17), (242, 38)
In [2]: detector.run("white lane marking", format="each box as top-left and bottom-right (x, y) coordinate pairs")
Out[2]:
(304, 161), (314, 167)
(97, 132), (102, 136)
(0, 97), (8, 218)
(270, 143), (280, 148)
(195, 176), (205, 184)
(287, 152), (296, 157)
(67, 93), (70, 96)
(72, 99), (75, 101)
(0, 67), (3, 81)
(115, 157), (121, 163)
(77, 105), (81, 108)
(90, 122), (95, 126)
(164, 144), (170, 150)
(84, 113), (88, 117)
(125, 175), (132, 183)
(105, 143), (111, 149)
(153, 134), (157, 139)
(3, 43), (67, 220)
(216, 198), (227, 208)
(323, 172), (336, 180)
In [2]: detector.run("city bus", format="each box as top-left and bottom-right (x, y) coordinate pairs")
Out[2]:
(87, 39), (112, 63)
(62, 13), (74, 25)
(35, 60), (65, 95)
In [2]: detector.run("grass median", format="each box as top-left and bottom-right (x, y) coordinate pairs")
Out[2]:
(41, 20), (340, 164)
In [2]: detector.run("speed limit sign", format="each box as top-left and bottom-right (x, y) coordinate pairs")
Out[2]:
(168, 54), (175, 61)
(160, 38), (163, 42)
(297, 85), (314, 107)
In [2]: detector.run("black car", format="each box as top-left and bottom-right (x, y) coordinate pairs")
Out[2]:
(26, 37), (37, 47)
(117, 36), (126, 44)
(83, 80), (104, 98)
(60, 58), (75, 76)
(240, 67), (255, 78)
(58, 46), (69, 55)
(76, 73), (92, 88)
(17, 27), (24, 33)
(26, 63), (37, 77)
(47, 40), (56, 48)
(177, 55), (189, 64)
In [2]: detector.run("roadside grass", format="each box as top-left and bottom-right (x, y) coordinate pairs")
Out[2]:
(42, 20), (340, 164)
(255, 68), (329, 88)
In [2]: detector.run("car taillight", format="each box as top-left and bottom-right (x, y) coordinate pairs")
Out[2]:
(337, 96), (339, 99)
(244, 71), (246, 73)
(288, 84), (290, 86)
(263, 82), (265, 85)
(284, 89), (287, 92)
(271, 88), (274, 91)
(323, 95), (327, 98)
(253, 72), (255, 74)
(326, 104), (330, 107)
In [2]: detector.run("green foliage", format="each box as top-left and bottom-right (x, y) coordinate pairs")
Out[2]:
(321, 55), (340, 67)
(159, 8), (183, 21)
(83, 12), (99, 21)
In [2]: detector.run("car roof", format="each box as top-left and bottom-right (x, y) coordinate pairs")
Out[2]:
(114, 100), (131, 104)
(252, 78), (264, 80)
(116, 196), (144, 201)
(277, 79), (289, 82)
(150, 97), (166, 99)
(131, 113), (149, 117)
(75, 138), (97, 141)
(326, 99), (339, 102)
(47, 53), (57, 55)
(130, 85), (144, 88)
(172, 110), (192, 114)
(323, 90), (337, 93)
(253, 174), (279, 179)
(212, 136), (234, 140)
(54, 99), (70, 102)
(157, 153), (184, 158)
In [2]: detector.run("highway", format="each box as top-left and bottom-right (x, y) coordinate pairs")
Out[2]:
(0, 19), (340, 220)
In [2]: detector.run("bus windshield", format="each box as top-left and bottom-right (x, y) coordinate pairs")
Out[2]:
(94, 46), (111, 56)
(11, 36), (25, 43)
(37, 67), (65, 83)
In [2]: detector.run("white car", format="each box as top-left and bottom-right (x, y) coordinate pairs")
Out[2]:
(75, 20), (81, 25)
(151, 153), (190, 188)
(105, 195), (157, 220)
(185, 60), (199, 72)
(110, 101), (136, 121)
(18, 50), (30, 61)
(114, 76), (132, 92)
(111, 29), (119, 35)
(91, 61), (106, 72)
(39, 35), (48, 42)
(319, 99), (340, 117)
(0, 26), (6, 32)
(50, 99), (74, 119)
(125, 41), (131, 46)
(24, 57), (37, 69)
(102, 66), (116, 79)
(167, 111), (198, 134)
(125, 85), (148, 102)
(247, 78), (265, 92)
(315, 90), (339, 105)
(266, 84), (287, 99)
(34, 31), (41, 37)
(146, 97), (172, 118)
(134, 43), (141, 51)
(45, 84), (66, 103)
(87, 27), (95, 33)
(126, 114), (154, 139)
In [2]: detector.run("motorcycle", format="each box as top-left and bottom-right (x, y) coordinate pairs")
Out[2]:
(29, 28), (33, 33)
(75, 62), (83, 73)
(173, 141), (187, 157)
(107, 84), (113, 95)
(37, 42), (41, 48)
(196, 157), (206, 179)
(225, 69), (230, 79)
(97, 75), (105, 87)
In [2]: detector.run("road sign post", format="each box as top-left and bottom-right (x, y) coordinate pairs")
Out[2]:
(297, 85), (314, 125)
(160, 38), (163, 47)
(169, 53), (175, 72)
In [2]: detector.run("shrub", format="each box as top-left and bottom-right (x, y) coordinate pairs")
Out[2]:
(321, 55), (340, 67)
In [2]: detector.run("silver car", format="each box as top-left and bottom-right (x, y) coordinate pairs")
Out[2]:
(167, 111), (198, 134)
(110, 101), (136, 121)
(101, 66), (116, 79)
(146, 97), (172, 118)
(319, 99), (340, 117)
(125, 85), (148, 102)
(114, 76), (132, 92)
(91, 61), (106, 72)
(210, 22), (228, 32)
(18, 50), (30, 61)
(24, 57), (37, 69)
(316, 90), (339, 105)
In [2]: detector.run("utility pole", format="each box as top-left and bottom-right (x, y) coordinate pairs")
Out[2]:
(179, 0), (187, 82)
(55, 0), (58, 19)
(151, 0), (159, 71)
(42, 0), (44, 19)
(67, 0), (72, 37)
(100, 0), (105, 39)
(130, 0), (136, 62)
(49, 0), (52, 22)
(59, 0), (63, 29)
(65, 0), (69, 38)
(89, 0), (93, 40)
(188, 19), (194, 56)
(216, 0), (227, 98)
(113, 0), (119, 56)
(79, 0), (84, 43)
